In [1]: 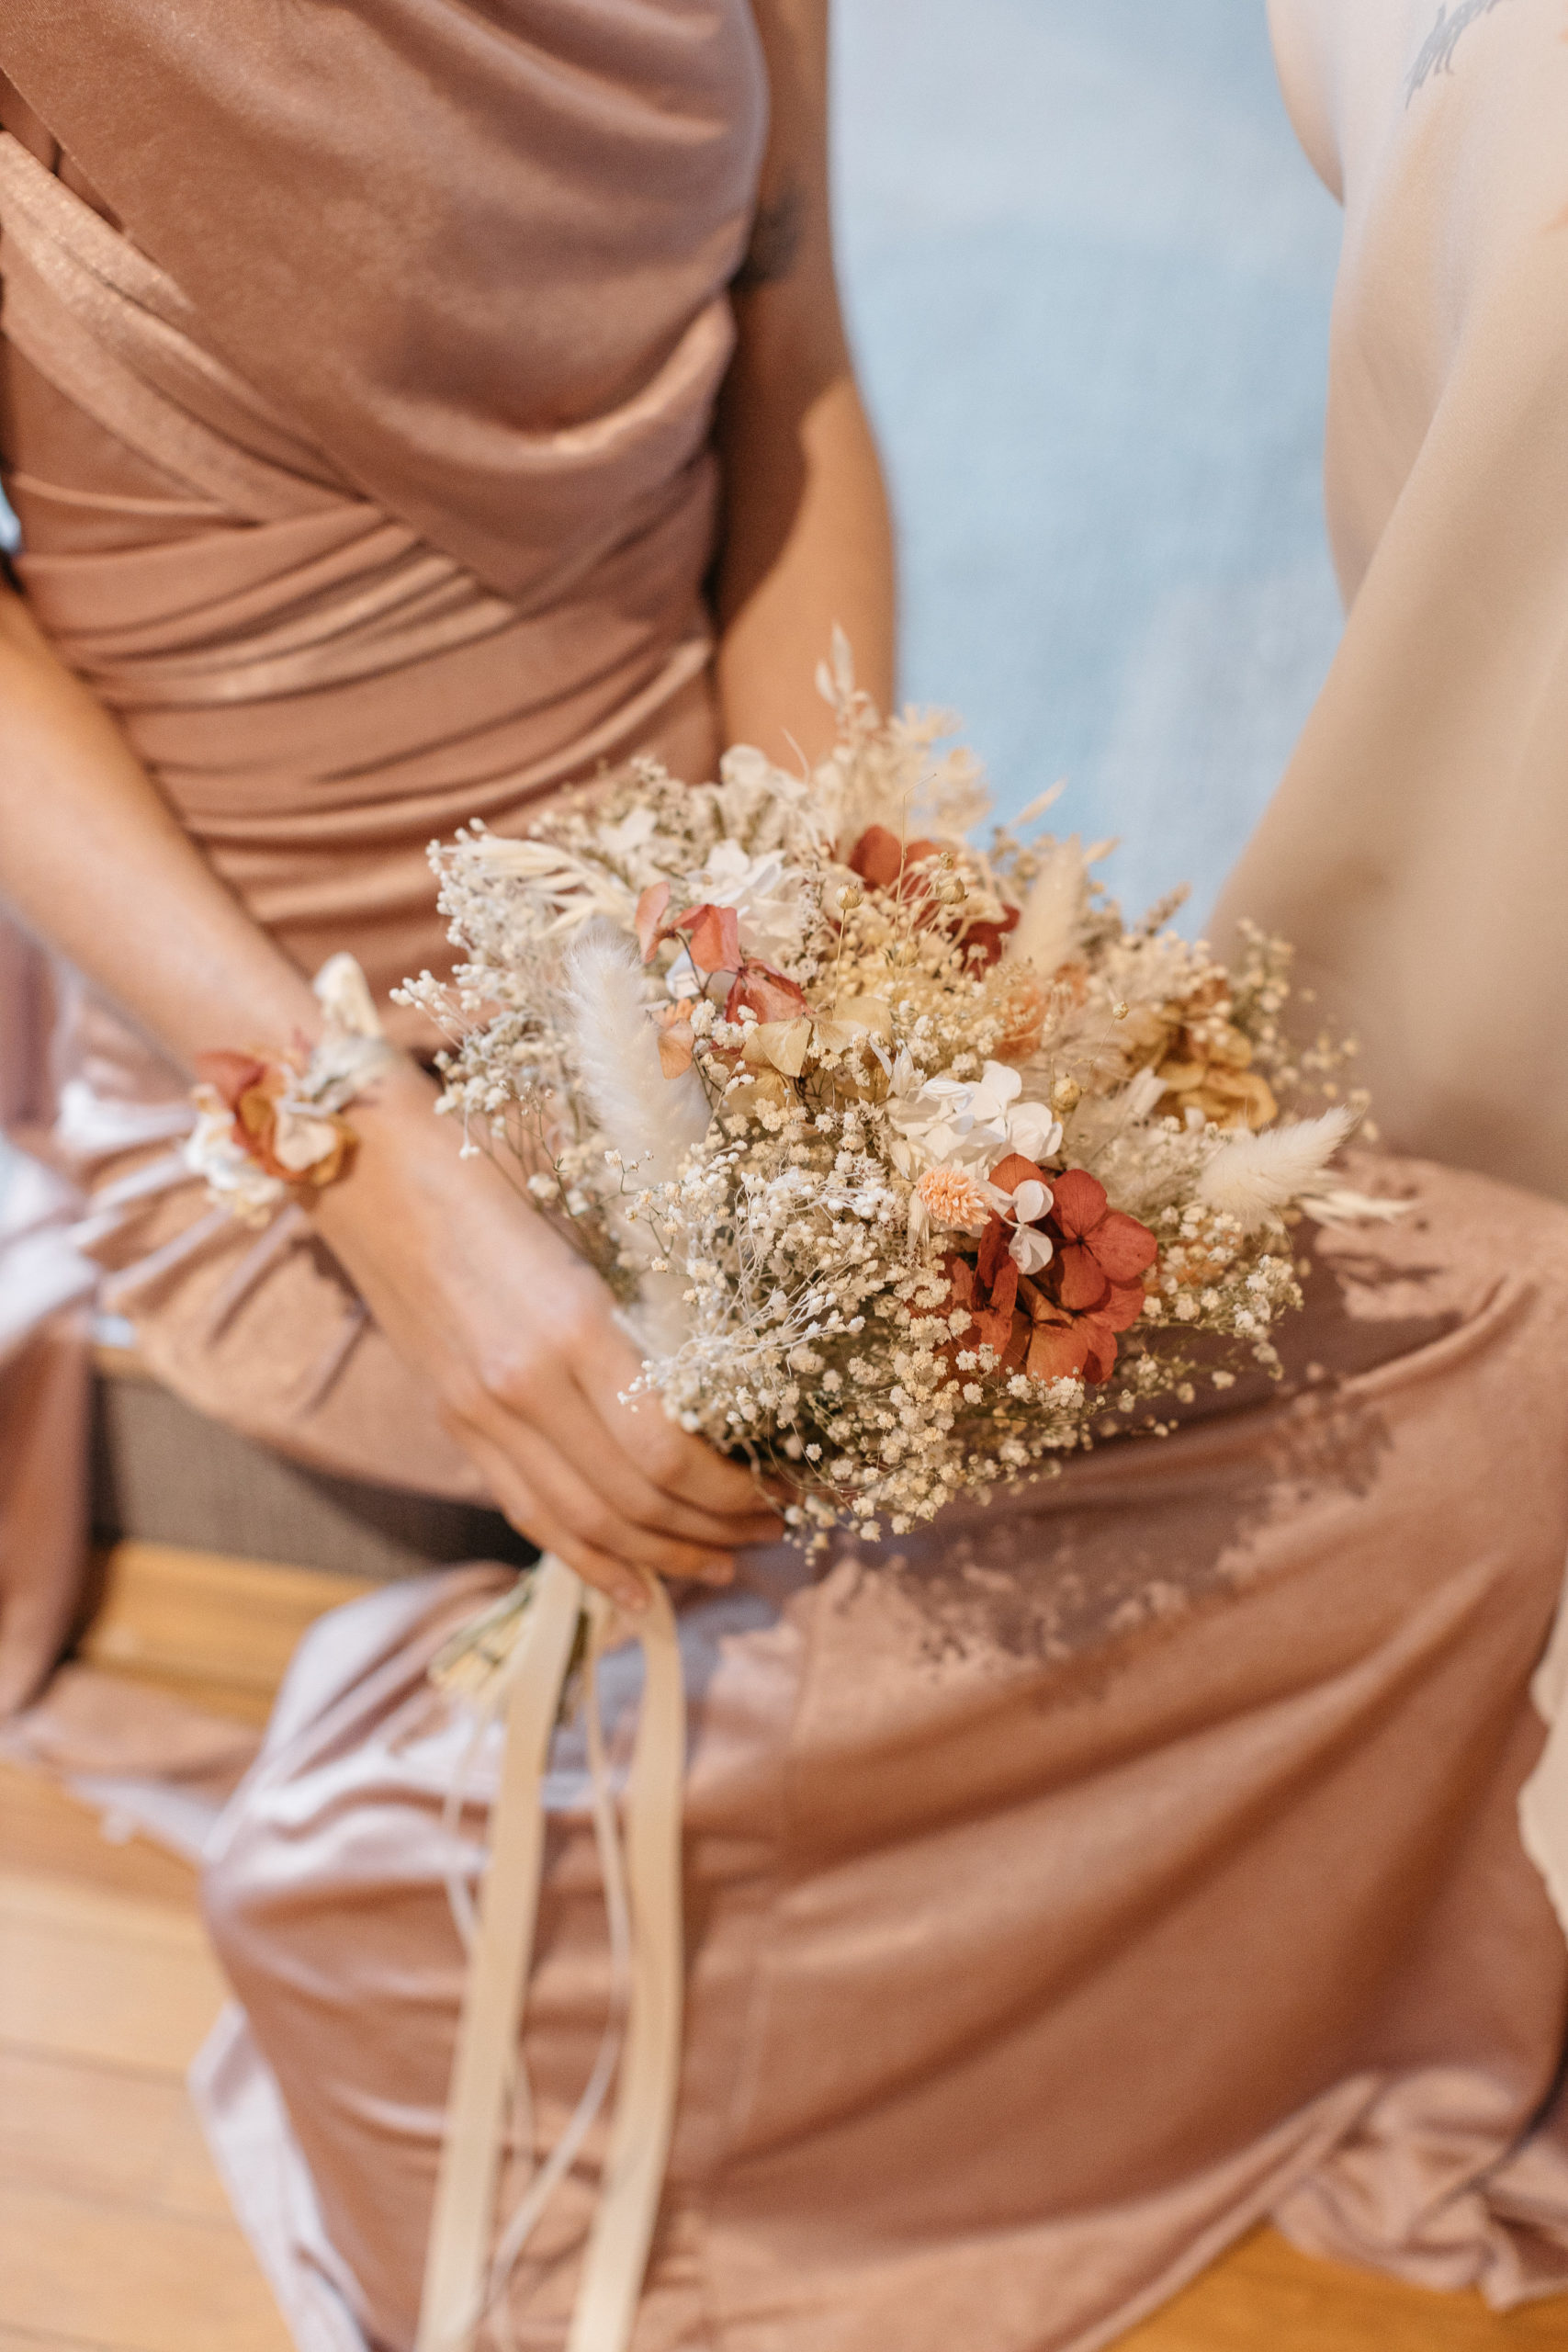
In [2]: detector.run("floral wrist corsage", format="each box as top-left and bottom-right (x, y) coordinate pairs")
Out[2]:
(186, 953), (395, 1227)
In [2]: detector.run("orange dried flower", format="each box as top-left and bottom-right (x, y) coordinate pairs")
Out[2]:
(955, 1161), (1158, 1387)
(848, 825), (945, 894)
(195, 1050), (356, 1188)
(989, 967), (1050, 1062)
(655, 1000), (697, 1079)
(725, 959), (810, 1026)
(916, 1166), (992, 1232)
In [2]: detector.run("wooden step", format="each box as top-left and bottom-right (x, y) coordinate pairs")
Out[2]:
(76, 1539), (377, 1725)
(7, 1544), (1568, 2350)
(0, 2182), (292, 2352)
(0, 1868), (227, 2075)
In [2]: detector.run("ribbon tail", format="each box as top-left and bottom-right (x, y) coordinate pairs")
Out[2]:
(567, 1578), (684, 2352)
(415, 1553), (585, 2352)
(418, 1560), (687, 2352)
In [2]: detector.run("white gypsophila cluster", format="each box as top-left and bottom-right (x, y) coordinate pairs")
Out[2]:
(399, 646), (1378, 1545)
(627, 1093), (1099, 1540)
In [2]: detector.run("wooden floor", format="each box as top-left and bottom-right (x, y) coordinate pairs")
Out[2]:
(0, 1764), (291, 2352)
(5, 1544), (1568, 2351)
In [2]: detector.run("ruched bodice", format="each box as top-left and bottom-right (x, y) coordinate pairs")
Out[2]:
(0, 7), (767, 1034)
(0, 5), (768, 594)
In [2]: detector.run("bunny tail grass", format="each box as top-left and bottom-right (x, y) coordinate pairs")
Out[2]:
(1196, 1105), (1359, 1231)
(564, 924), (711, 1358)
(563, 925), (711, 1191)
(1009, 837), (1089, 977)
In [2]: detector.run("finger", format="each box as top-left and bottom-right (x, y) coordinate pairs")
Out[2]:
(581, 1345), (785, 1523)
(619, 1413), (784, 1527)
(484, 1347), (778, 1548)
(584, 1385), (778, 1529)
(455, 1398), (741, 1586)
(552, 1393), (780, 1547)
(501, 1419), (745, 1584)
(455, 1428), (657, 1614)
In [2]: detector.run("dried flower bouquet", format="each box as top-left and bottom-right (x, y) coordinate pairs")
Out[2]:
(399, 639), (1371, 1549)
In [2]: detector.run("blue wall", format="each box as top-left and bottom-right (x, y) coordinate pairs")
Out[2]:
(832, 0), (1346, 927)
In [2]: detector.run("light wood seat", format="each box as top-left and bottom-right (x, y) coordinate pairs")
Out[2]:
(7, 1541), (1568, 2349)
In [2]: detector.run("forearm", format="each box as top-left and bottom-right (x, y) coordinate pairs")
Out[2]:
(714, 0), (896, 764)
(716, 346), (894, 763)
(0, 583), (321, 1072)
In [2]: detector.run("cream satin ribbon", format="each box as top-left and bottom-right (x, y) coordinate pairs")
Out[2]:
(417, 1555), (686, 2352)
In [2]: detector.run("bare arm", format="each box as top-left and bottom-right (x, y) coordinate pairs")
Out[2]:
(715, 0), (896, 763)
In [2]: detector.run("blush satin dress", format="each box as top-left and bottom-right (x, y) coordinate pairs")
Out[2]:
(6, 9), (1568, 2352)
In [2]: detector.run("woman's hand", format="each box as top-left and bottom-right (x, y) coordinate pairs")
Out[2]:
(314, 1060), (784, 1612)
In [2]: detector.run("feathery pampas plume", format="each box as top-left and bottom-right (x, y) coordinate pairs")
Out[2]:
(1008, 837), (1089, 978)
(1196, 1106), (1358, 1231)
(564, 924), (710, 1189)
(563, 925), (712, 1356)
(1293, 1184), (1411, 1228)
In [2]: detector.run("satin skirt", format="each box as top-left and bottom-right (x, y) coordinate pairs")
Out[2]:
(199, 1159), (1568, 2352)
